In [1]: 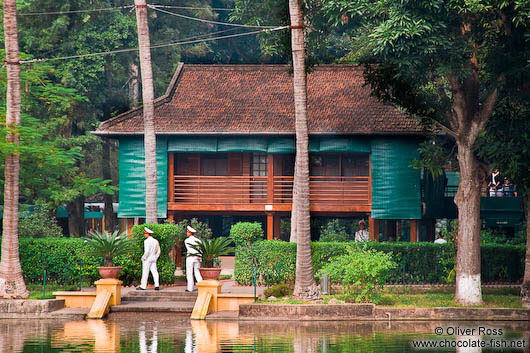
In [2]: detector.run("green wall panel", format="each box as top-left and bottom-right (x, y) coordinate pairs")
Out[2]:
(168, 137), (217, 153)
(371, 138), (421, 219)
(267, 137), (295, 154)
(118, 137), (167, 218)
(217, 137), (268, 152)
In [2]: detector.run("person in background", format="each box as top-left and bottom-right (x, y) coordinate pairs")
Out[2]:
(355, 220), (369, 242)
(501, 178), (517, 197)
(184, 226), (203, 292)
(434, 233), (447, 244)
(487, 169), (502, 197)
(137, 227), (160, 291)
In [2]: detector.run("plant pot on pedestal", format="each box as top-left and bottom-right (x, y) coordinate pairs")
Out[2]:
(97, 266), (123, 279)
(199, 267), (222, 280)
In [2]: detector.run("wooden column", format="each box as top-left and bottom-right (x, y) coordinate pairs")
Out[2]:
(410, 219), (418, 242)
(273, 214), (281, 240)
(267, 154), (274, 204)
(267, 213), (274, 240)
(168, 152), (175, 203)
(369, 217), (379, 242)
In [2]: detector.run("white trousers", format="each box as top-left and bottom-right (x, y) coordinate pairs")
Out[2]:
(186, 256), (202, 291)
(140, 259), (159, 289)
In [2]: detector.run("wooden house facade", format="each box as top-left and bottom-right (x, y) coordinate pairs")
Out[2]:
(95, 64), (426, 240)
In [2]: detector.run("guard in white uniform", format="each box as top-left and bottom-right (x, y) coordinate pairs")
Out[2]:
(137, 227), (161, 290)
(184, 226), (202, 292)
(355, 220), (370, 242)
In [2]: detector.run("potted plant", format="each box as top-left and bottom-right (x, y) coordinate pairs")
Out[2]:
(191, 237), (234, 280)
(85, 230), (131, 279)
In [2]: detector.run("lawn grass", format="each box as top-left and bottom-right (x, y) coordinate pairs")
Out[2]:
(261, 287), (522, 308)
(26, 283), (80, 300)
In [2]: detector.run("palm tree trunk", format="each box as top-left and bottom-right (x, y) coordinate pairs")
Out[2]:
(135, 0), (158, 223)
(0, 0), (29, 298)
(288, 0), (318, 299)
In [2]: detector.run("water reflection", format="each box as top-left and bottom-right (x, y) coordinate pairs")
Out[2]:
(2, 317), (530, 353)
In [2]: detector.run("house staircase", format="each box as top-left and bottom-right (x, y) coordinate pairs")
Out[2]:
(110, 289), (197, 314)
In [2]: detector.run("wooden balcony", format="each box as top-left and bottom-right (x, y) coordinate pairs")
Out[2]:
(168, 175), (371, 213)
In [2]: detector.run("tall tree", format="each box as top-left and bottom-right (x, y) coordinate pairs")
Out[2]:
(323, 0), (530, 305)
(288, 0), (317, 299)
(476, 83), (530, 306)
(0, 0), (29, 298)
(134, 0), (158, 223)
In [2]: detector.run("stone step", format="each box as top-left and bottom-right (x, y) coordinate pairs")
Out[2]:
(110, 301), (194, 313)
(122, 295), (196, 303)
(123, 291), (197, 301)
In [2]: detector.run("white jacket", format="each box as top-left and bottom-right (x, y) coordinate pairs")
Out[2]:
(142, 236), (160, 262)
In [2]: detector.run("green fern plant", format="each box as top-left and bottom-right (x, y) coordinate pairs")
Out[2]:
(85, 230), (131, 267)
(191, 237), (234, 268)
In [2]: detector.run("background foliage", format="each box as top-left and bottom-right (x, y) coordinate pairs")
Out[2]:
(234, 241), (524, 286)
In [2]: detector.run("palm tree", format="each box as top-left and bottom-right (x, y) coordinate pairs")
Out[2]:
(0, 0), (29, 298)
(288, 0), (318, 299)
(134, 0), (158, 223)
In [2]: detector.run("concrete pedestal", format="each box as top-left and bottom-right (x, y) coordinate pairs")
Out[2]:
(197, 280), (222, 312)
(95, 278), (123, 306)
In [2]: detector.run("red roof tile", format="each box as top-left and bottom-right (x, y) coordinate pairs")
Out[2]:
(95, 64), (422, 135)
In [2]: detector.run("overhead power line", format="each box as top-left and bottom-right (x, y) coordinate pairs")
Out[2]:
(148, 5), (281, 29)
(148, 4), (233, 11)
(18, 5), (133, 16)
(19, 26), (289, 64)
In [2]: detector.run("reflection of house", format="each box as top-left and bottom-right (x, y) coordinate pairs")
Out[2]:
(95, 64), (426, 240)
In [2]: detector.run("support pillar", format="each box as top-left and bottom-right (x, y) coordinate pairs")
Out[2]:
(267, 213), (274, 240)
(273, 214), (281, 240)
(410, 219), (418, 242)
(369, 217), (379, 242)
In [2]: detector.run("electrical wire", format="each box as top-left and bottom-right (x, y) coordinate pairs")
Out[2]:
(148, 4), (233, 11)
(18, 5), (133, 16)
(19, 26), (289, 64)
(149, 5), (280, 29)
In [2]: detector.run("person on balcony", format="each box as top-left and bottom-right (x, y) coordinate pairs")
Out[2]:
(137, 227), (161, 291)
(355, 220), (369, 242)
(500, 178), (517, 197)
(184, 226), (203, 292)
(487, 169), (502, 197)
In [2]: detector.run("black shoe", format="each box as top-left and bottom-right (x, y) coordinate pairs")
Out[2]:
(136, 287), (146, 291)
(155, 287), (160, 291)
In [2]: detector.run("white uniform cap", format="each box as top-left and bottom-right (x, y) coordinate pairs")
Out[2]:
(144, 227), (154, 234)
(187, 225), (197, 233)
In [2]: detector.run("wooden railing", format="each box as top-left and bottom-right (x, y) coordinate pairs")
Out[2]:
(173, 175), (268, 204)
(172, 175), (370, 206)
(273, 176), (370, 205)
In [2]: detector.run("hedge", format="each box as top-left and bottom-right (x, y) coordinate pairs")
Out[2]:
(234, 241), (524, 285)
(13, 223), (178, 286)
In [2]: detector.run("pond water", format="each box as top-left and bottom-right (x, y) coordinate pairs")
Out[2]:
(3, 316), (530, 353)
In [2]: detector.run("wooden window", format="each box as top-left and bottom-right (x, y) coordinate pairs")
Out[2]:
(251, 152), (267, 176)
(201, 154), (228, 176)
(342, 154), (369, 176)
(175, 153), (199, 175)
(310, 153), (340, 176)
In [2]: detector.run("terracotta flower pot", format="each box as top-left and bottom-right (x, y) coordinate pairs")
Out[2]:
(199, 267), (222, 280)
(97, 266), (122, 279)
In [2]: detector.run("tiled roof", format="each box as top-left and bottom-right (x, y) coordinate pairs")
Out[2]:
(95, 64), (422, 135)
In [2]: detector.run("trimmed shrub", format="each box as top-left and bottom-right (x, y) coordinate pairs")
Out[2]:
(318, 219), (353, 242)
(264, 283), (294, 298)
(320, 245), (397, 303)
(234, 241), (524, 285)
(14, 223), (180, 286)
(19, 205), (63, 238)
(230, 222), (264, 247)
(173, 218), (212, 242)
